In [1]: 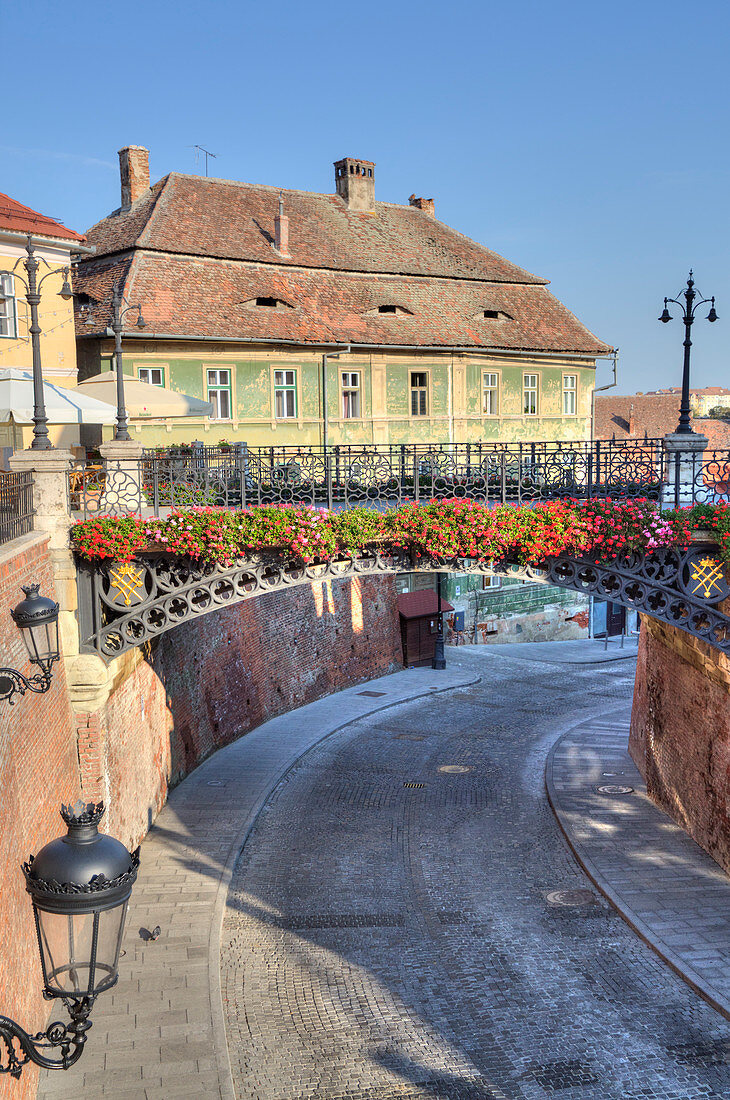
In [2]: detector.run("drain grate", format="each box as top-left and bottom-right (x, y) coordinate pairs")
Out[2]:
(357, 690), (387, 697)
(403, 781), (425, 789)
(667, 1038), (730, 1067)
(393, 734), (425, 741)
(596, 784), (634, 795)
(278, 913), (405, 930)
(525, 1059), (599, 1091)
(546, 888), (597, 908)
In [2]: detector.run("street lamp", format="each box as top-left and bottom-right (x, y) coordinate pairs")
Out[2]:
(0, 236), (73, 450)
(659, 271), (718, 435)
(0, 801), (139, 1078)
(1, 584), (60, 705)
(107, 282), (146, 441)
(432, 572), (446, 670)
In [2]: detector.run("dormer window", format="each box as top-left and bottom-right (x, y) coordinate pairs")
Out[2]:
(476, 309), (512, 320)
(363, 304), (414, 317)
(242, 296), (295, 310)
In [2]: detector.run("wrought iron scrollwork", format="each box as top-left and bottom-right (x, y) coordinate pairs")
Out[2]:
(76, 541), (730, 660)
(0, 998), (93, 1077)
(0, 666), (52, 705)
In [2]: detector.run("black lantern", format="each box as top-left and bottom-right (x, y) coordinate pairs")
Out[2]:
(0, 802), (139, 1078)
(25, 801), (138, 1001)
(11, 583), (59, 676)
(1, 584), (60, 705)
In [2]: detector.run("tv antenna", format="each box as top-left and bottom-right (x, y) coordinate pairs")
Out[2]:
(191, 145), (218, 176)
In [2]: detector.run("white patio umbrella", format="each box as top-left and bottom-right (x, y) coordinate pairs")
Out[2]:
(0, 369), (117, 424)
(73, 372), (213, 418)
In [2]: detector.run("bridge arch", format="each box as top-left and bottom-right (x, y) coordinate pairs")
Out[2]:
(76, 542), (730, 660)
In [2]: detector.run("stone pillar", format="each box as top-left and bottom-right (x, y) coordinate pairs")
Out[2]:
(9, 448), (117, 713)
(661, 432), (708, 508)
(99, 438), (145, 514)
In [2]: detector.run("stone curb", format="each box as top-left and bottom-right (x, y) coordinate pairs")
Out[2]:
(208, 668), (482, 1100)
(545, 726), (730, 1023)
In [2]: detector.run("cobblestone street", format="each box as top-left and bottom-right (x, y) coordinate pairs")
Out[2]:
(221, 649), (730, 1100)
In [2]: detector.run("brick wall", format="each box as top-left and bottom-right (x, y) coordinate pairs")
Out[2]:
(0, 535), (78, 1099)
(630, 613), (730, 874)
(79, 573), (403, 850)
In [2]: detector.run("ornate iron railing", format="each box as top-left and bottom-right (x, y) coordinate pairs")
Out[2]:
(0, 471), (34, 545)
(75, 541), (730, 659)
(70, 439), (691, 517)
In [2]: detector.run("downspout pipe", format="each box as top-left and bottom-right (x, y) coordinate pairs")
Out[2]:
(321, 344), (351, 449)
(591, 349), (619, 441)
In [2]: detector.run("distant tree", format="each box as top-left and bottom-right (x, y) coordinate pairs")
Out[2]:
(708, 405), (730, 420)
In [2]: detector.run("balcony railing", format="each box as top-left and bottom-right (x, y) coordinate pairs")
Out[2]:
(0, 470), (34, 545)
(68, 438), (727, 519)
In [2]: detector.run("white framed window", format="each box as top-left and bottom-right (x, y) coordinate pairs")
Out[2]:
(274, 369), (297, 418)
(410, 371), (428, 416)
(562, 374), (577, 415)
(482, 574), (502, 589)
(482, 371), (499, 415)
(523, 373), (539, 416)
(0, 273), (17, 338)
(138, 366), (164, 387)
(342, 371), (361, 418)
(207, 368), (232, 419)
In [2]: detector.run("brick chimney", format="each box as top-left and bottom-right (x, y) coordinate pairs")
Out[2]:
(274, 192), (290, 256)
(119, 145), (150, 210)
(334, 157), (375, 212)
(409, 194), (435, 218)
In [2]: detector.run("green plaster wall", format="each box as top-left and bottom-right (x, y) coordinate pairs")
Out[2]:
(85, 345), (596, 448)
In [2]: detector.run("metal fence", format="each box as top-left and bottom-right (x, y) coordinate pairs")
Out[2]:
(69, 438), (730, 519)
(0, 470), (34, 544)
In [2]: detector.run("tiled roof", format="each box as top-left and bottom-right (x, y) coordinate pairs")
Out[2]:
(0, 192), (85, 243)
(74, 252), (612, 353)
(75, 170), (612, 355)
(595, 393), (730, 448)
(397, 590), (455, 619)
(84, 173), (546, 284)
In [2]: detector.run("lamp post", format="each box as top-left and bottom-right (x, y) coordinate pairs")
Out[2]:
(0, 801), (138, 1078)
(108, 282), (146, 441)
(432, 572), (446, 670)
(0, 236), (73, 450)
(1, 584), (60, 705)
(659, 271), (718, 434)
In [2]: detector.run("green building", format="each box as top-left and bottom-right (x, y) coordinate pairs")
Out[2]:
(74, 147), (612, 449)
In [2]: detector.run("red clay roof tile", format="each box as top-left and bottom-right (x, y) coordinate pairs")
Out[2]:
(0, 192), (85, 243)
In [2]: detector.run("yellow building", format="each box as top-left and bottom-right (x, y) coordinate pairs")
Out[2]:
(0, 192), (90, 451)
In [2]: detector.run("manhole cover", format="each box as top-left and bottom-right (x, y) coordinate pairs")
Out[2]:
(358, 690), (386, 697)
(546, 889), (597, 907)
(596, 784), (634, 795)
(438, 765), (473, 774)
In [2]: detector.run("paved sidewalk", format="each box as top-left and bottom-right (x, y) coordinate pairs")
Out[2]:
(38, 665), (478, 1100)
(547, 708), (730, 1018)
(481, 636), (639, 664)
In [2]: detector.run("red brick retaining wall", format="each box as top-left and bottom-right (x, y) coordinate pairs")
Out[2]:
(630, 614), (730, 874)
(76, 572), (403, 848)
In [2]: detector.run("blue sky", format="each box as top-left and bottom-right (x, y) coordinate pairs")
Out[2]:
(3, 0), (728, 394)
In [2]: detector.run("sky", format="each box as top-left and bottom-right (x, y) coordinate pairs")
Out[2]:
(2, 0), (728, 396)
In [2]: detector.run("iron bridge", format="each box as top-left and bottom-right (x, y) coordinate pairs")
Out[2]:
(76, 542), (730, 661)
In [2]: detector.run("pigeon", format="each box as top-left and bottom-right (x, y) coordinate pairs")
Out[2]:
(149, 925), (161, 941)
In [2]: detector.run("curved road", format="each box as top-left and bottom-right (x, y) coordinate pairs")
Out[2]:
(221, 649), (730, 1099)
